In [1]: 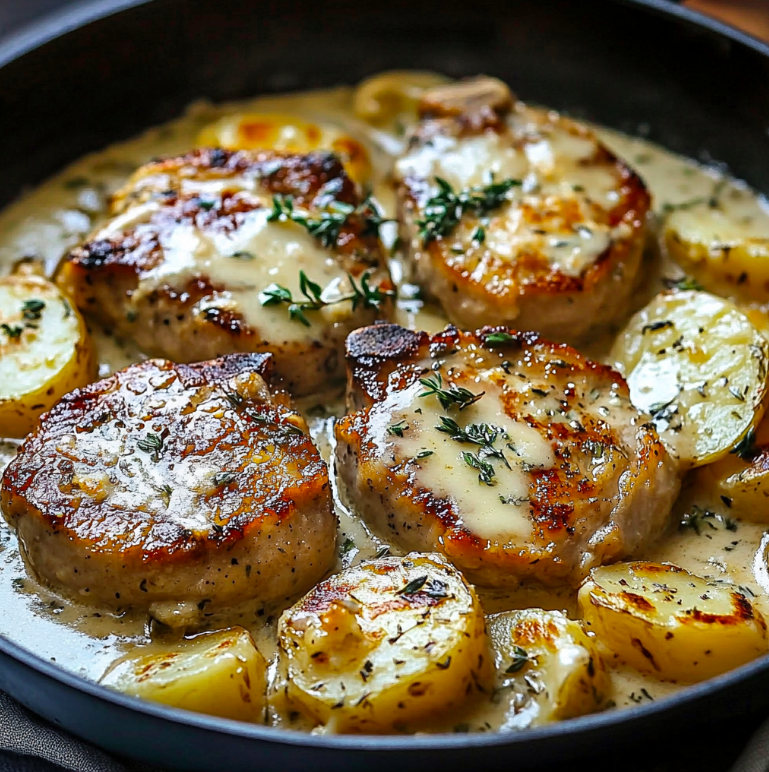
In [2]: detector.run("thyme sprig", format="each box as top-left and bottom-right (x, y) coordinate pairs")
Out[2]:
(268, 194), (354, 248)
(435, 416), (511, 470)
(461, 451), (497, 485)
(417, 372), (484, 411)
(259, 268), (394, 327)
(267, 193), (390, 247)
(416, 176), (521, 245)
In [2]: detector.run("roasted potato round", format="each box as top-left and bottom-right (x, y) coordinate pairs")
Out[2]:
(578, 562), (768, 683)
(352, 70), (450, 127)
(100, 627), (267, 722)
(611, 289), (769, 468)
(0, 273), (95, 438)
(695, 416), (769, 522)
(488, 609), (609, 727)
(196, 112), (371, 185)
(664, 194), (769, 303)
(276, 552), (490, 733)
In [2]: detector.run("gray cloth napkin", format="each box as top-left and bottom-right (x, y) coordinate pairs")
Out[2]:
(0, 692), (157, 772)
(732, 717), (769, 772)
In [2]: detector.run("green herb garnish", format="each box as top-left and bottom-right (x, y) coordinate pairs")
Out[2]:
(1, 324), (22, 340)
(418, 372), (484, 411)
(505, 645), (531, 674)
(416, 176), (520, 245)
(137, 433), (164, 461)
(461, 450), (497, 485)
(483, 331), (517, 346)
(340, 537), (356, 555)
(387, 420), (408, 437)
(259, 268), (394, 327)
(21, 299), (45, 321)
(396, 575), (428, 595)
(731, 428), (757, 460)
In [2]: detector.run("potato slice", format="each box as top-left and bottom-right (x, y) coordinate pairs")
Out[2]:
(695, 415), (769, 522)
(352, 70), (450, 127)
(664, 198), (769, 303)
(100, 627), (267, 722)
(611, 289), (769, 468)
(276, 552), (490, 733)
(488, 609), (609, 727)
(196, 112), (371, 185)
(578, 562), (768, 682)
(0, 274), (95, 438)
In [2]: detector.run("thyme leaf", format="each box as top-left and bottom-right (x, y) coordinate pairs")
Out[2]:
(387, 420), (408, 437)
(731, 428), (757, 460)
(21, 299), (45, 321)
(396, 575), (428, 595)
(1, 324), (22, 340)
(137, 432), (164, 461)
(462, 450), (497, 485)
(505, 645), (531, 673)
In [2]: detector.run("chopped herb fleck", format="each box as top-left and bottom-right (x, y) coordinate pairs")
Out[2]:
(641, 320), (673, 335)
(396, 575), (428, 595)
(213, 472), (237, 487)
(136, 432), (164, 461)
(731, 428), (756, 460)
(483, 331), (517, 347)
(21, 299), (45, 322)
(340, 537), (356, 555)
(505, 645), (531, 673)
(1, 324), (22, 340)
(387, 420), (408, 438)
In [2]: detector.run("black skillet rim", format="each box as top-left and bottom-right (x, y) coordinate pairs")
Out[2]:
(0, 0), (768, 753)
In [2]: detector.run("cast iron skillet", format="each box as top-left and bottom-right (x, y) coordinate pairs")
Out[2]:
(1, 1), (769, 769)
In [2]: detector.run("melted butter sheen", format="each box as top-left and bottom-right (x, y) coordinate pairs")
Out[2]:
(0, 79), (769, 731)
(97, 186), (355, 343)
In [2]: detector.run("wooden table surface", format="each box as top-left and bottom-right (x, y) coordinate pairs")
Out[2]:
(687, 0), (769, 41)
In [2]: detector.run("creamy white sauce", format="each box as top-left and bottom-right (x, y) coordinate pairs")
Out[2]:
(394, 108), (630, 280)
(0, 80), (768, 732)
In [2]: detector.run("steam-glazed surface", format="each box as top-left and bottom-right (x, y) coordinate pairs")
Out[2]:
(335, 324), (681, 586)
(0, 354), (336, 620)
(56, 148), (394, 396)
(393, 77), (650, 343)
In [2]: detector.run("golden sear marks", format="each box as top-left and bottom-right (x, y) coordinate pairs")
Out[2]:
(335, 324), (680, 587)
(394, 78), (650, 343)
(57, 148), (394, 396)
(1, 353), (337, 611)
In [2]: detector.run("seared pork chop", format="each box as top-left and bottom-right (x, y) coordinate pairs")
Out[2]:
(57, 148), (394, 397)
(335, 324), (680, 587)
(1, 353), (336, 623)
(393, 77), (650, 343)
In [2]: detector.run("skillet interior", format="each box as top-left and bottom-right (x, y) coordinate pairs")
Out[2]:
(1, 0), (769, 769)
